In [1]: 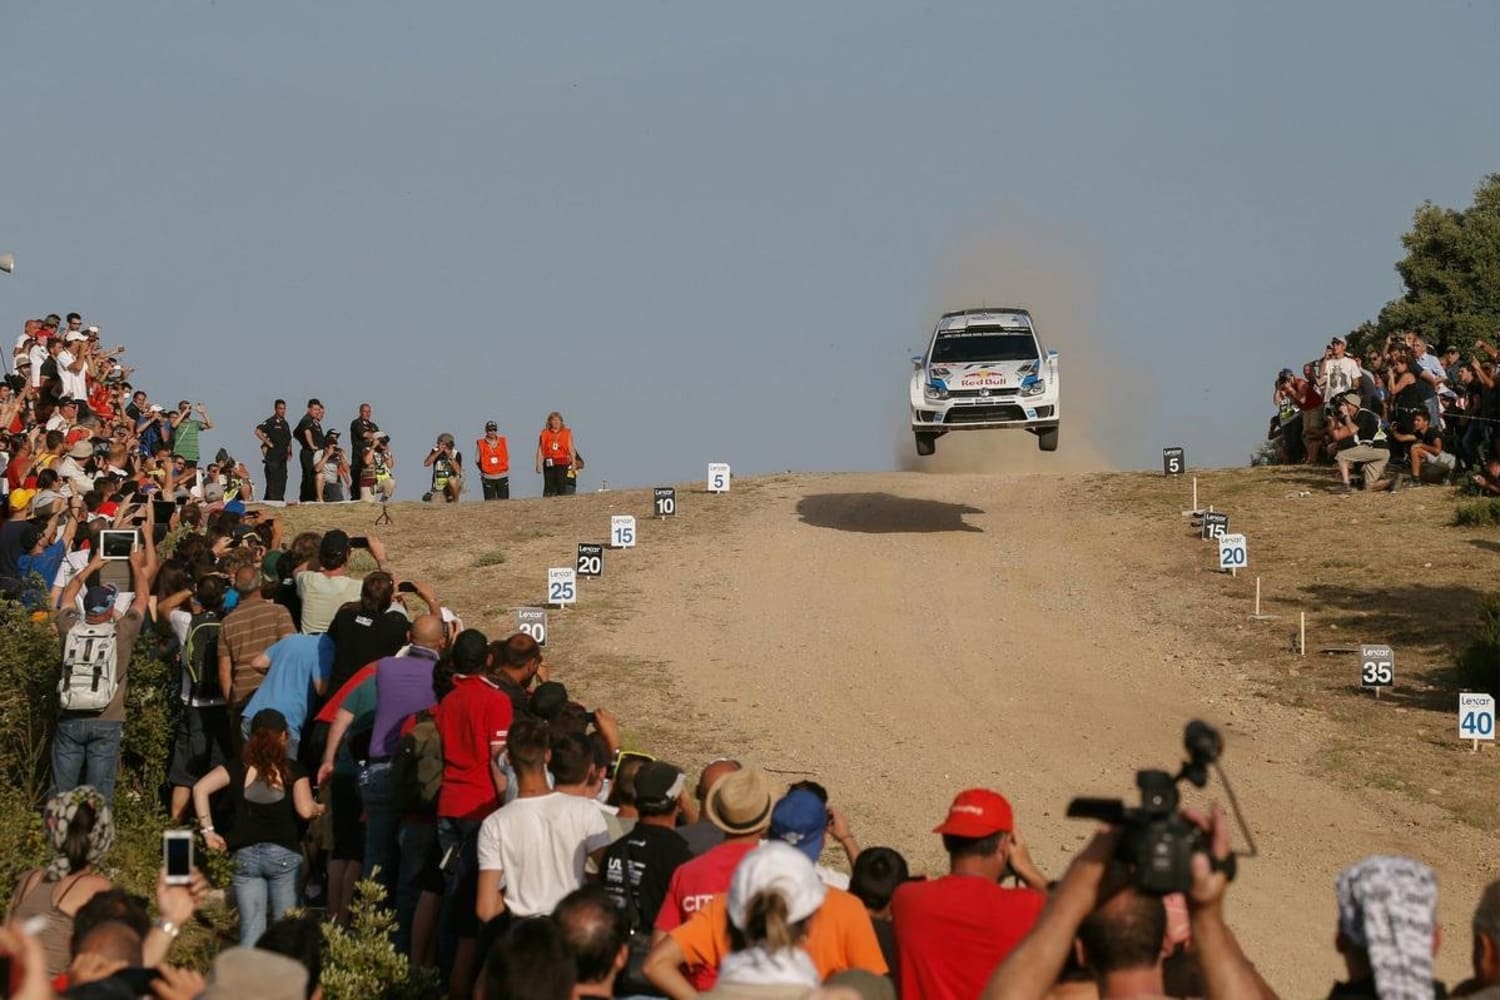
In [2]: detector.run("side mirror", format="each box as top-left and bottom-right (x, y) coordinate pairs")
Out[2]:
(910, 354), (925, 369)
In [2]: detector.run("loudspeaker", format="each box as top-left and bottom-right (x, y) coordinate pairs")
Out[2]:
(0, 253), (13, 274)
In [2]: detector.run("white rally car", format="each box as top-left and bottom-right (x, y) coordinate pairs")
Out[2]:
(909, 308), (1060, 456)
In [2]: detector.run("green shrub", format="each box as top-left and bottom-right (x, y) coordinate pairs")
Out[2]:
(1457, 593), (1500, 698)
(319, 879), (439, 1000)
(473, 548), (507, 567)
(1453, 499), (1500, 527)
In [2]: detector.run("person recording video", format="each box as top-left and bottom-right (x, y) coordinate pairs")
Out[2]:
(314, 430), (351, 503)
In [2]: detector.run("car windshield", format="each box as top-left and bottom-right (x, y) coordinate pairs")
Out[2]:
(930, 329), (1039, 364)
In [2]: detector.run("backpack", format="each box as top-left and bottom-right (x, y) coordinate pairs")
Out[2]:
(58, 619), (122, 713)
(182, 611), (224, 701)
(390, 709), (442, 814)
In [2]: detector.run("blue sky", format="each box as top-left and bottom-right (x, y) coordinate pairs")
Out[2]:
(4, 2), (1496, 494)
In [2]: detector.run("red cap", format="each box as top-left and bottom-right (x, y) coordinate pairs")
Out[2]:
(933, 788), (1014, 837)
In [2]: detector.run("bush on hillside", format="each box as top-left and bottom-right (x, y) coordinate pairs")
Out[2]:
(1457, 593), (1500, 699)
(318, 879), (438, 1000)
(1453, 499), (1500, 527)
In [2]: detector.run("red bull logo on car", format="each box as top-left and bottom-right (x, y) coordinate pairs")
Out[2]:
(959, 370), (1006, 387)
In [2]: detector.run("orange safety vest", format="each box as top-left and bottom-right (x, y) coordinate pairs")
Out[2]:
(539, 427), (573, 466)
(476, 436), (509, 475)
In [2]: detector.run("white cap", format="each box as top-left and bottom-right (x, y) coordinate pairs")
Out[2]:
(65, 330), (87, 342)
(726, 841), (827, 931)
(85, 325), (100, 334)
(149, 404), (164, 413)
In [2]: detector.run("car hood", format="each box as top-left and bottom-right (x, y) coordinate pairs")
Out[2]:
(926, 360), (1039, 390)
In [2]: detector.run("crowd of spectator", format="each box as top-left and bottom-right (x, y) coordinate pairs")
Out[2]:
(3, 309), (1497, 1000)
(1269, 329), (1500, 495)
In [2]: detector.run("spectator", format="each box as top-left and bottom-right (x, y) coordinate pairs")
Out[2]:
(423, 432), (464, 503)
(219, 562), (297, 748)
(1401, 409), (1457, 486)
(476, 420), (511, 500)
(4, 787), (116, 975)
(537, 411), (578, 497)
(195, 708), (323, 945)
(890, 789), (1048, 1000)
(362, 614), (449, 910)
(985, 806), (1269, 1000)
(272, 530), (322, 629)
(1291, 364), (1327, 464)
(366, 431), (396, 501)
(610, 753), (648, 829)
(491, 632), (546, 720)
(296, 529), (388, 634)
(1323, 336), (1362, 400)
(475, 715), (612, 924)
(848, 847), (909, 977)
(679, 758), (742, 856)
(324, 570), (421, 692)
(433, 628), (508, 999)
(64, 868), (206, 988)
(479, 916), (576, 1000)
(52, 543), (155, 802)
(238, 633), (334, 757)
(1330, 855), (1444, 1000)
(656, 767), (778, 944)
(1454, 880), (1500, 999)
(706, 842), (826, 998)
(202, 945), (308, 1000)
(293, 398), (325, 503)
(255, 399), (293, 502)
(1328, 391), (1391, 493)
(1472, 455), (1500, 497)
(314, 664), (382, 925)
(769, 785), (861, 890)
(1410, 335), (1448, 424)
(256, 914), (326, 1000)
(169, 400), (213, 467)
(348, 402), (379, 501)
(313, 429), (350, 502)
(601, 761), (693, 993)
(555, 886), (631, 1000)
(165, 573), (235, 822)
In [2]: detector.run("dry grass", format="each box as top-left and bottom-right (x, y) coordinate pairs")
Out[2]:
(1093, 465), (1500, 829)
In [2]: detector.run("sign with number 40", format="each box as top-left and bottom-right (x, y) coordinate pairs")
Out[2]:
(1459, 692), (1496, 743)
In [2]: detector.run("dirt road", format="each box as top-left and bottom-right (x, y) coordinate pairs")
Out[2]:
(563, 471), (1492, 996)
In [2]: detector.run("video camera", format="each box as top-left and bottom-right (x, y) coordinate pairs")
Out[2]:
(1066, 721), (1244, 895)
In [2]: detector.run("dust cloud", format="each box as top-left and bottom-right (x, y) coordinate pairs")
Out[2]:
(898, 215), (1142, 475)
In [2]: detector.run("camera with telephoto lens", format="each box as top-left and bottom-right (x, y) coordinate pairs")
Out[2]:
(1065, 721), (1231, 896)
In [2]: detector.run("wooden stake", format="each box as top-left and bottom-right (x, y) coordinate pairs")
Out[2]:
(1300, 612), (1306, 657)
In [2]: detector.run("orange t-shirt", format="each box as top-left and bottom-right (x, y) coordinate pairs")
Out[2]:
(667, 887), (888, 990)
(539, 427), (573, 465)
(476, 437), (509, 475)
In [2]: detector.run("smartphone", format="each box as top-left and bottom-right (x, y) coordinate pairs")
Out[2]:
(151, 499), (175, 522)
(163, 829), (193, 885)
(349, 536), (370, 549)
(99, 529), (137, 560)
(397, 581), (418, 594)
(129, 514), (147, 526)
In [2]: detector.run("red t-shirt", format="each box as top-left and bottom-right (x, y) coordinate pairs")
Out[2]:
(655, 839), (760, 990)
(315, 664), (377, 724)
(435, 675), (514, 822)
(890, 875), (1045, 1000)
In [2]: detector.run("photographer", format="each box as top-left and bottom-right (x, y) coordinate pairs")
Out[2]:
(348, 402), (379, 501)
(314, 429), (351, 503)
(423, 432), (464, 503)
(983, 805), (1272, 1000)
(1271, 370), (1305, 464)
(1328, 391), (1390, 493)
(360, 430), (396, 502)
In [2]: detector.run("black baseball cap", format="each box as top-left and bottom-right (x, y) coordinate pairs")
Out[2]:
(635, 762), (686, 811)
(530, 681), (570, 721)
(319, 529), (350, 562)
(485, 421), (498, 431)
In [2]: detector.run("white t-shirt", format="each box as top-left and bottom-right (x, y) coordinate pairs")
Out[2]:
(28, 344), (48, 387)
(476, 792), (611, 917)
(1322, 357), (1361, 397)
(57, 349), (88, 400)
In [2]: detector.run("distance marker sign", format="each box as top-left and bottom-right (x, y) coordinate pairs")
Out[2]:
(516, 607), (547, 646)
(707, 463), (731, 493)
(1163, 447), (1185, 476)
(1201, 511), (1229, 540)
(1218, 533), (1247, 571)
(654, 487), (677, 518)
(1459, 692), (1495, 745)
(547, 567), (577, 607)
(1359, 644), (1394, 690)
(610, 515), (636, 549)
(576, 543), (604, 578)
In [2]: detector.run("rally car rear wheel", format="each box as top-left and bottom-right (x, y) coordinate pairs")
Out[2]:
(914, 432), (937, 457)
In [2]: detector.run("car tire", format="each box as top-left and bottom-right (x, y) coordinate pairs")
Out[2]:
(914, 433), (937, 457)
(1038, 427), (1059, 452)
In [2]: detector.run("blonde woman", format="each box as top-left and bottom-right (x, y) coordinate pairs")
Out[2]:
(535, 411), (578, 497)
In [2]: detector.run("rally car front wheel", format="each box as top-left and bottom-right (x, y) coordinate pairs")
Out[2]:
(914, 432), (938, 457)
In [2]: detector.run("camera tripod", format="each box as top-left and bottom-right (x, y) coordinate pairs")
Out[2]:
(374, 503), (393, 526)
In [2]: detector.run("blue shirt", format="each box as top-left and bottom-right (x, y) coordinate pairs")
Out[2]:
(242, 634), (333, 738)
(17, 541), (67, 609)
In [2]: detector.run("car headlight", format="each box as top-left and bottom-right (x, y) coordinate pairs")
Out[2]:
(924, 384), (949, 401)
(1021, 379), (1045, 397)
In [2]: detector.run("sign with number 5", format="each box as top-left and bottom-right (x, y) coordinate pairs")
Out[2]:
(707, 463), (731, 493)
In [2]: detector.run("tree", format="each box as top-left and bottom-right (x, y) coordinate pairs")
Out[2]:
(1364, 174), (1500, 355)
